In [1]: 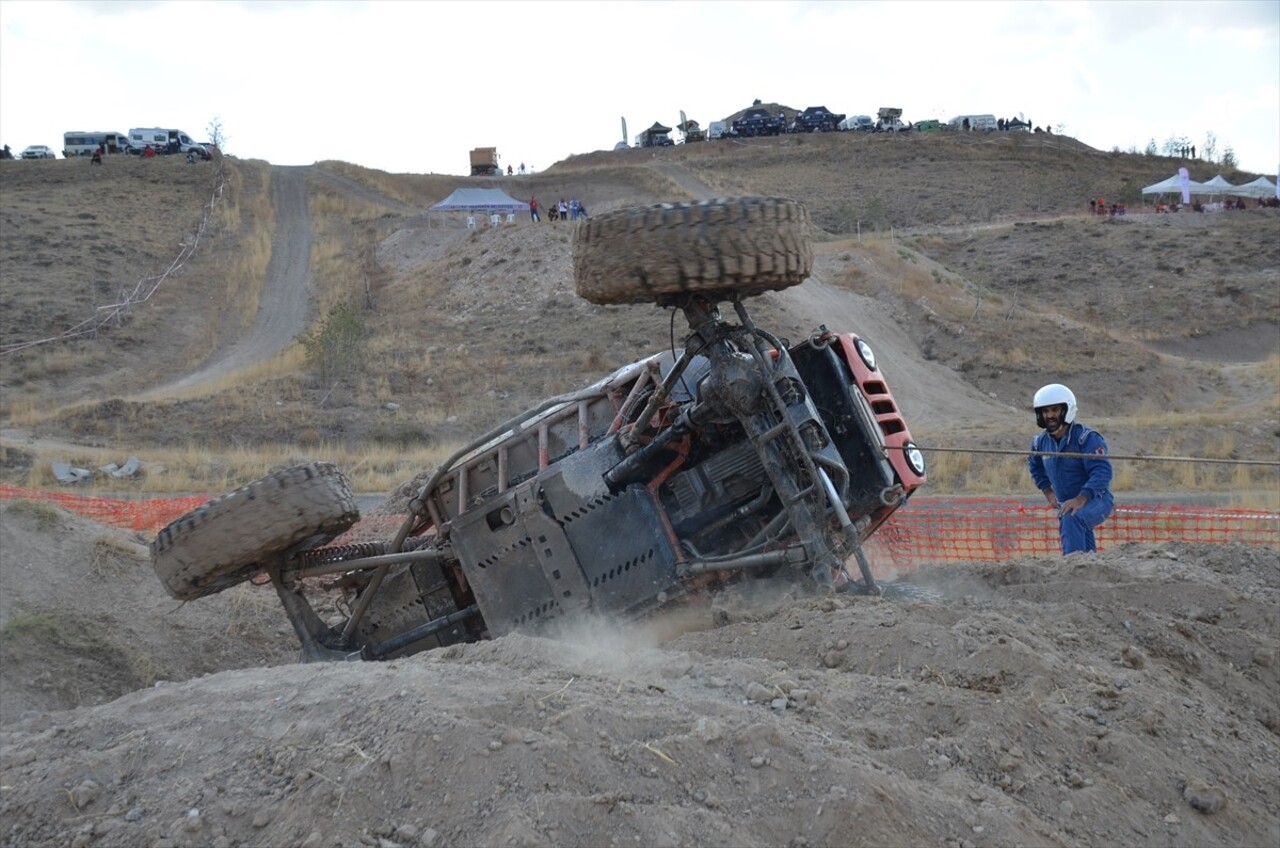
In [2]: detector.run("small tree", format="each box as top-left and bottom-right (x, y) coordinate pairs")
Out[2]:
(1202, 131), (1217, 164)
(1221, 147), (1238, 169)
(300, 302), (367, 384)
(206, 115), (228, 152)
(1162, 135), (1190, 157)
(1144, 138), (1159, 156)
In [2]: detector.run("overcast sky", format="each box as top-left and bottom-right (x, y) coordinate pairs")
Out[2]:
(1, 0), (1277, 177)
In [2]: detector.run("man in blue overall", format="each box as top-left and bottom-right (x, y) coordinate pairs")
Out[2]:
(1027, 383), (1114, 554)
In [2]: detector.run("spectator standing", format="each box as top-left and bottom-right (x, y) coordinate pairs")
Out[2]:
(1027, 383), (1113, 555)
(558, 198), (568, 222)
(570, 197), (580, 220)
(529, 197), (540, 222)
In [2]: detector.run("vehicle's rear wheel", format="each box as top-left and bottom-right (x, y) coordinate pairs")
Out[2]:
(151, 462), (359, 601)
(572, 197), (813, 305)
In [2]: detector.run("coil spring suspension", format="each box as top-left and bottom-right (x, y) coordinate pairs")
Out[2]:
(299, 541), (390, 567)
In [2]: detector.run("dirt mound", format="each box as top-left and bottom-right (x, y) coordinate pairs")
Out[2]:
(1, 502), (1277, 848)
(0, 500), (297, 727)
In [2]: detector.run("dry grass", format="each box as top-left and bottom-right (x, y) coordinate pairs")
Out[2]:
(3, 141), (1276, 512)
(222, 166), (275, 328)
(89, 534), (147, 578)
(919, 442), (1276, 506)
(224, 582), (281, 638)
(17, 439), (460, 495)
(4, 499), (62, 531)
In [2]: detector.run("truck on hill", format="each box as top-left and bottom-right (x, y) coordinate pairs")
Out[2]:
(635, 123), (674, 148)
(469, 147), (500, 176)
(731, 108), (787, 137)
(840, 115), (874, 132)
(874, 108), (907, 133)
(63, 131), (131, 157)
(127, 128), (208, 157)
(791, 106), (845, 133)
(950, 114), (997, 131)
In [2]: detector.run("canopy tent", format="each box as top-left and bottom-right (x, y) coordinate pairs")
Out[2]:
(1140, 172), (1207, 197)
(430, 187), (527, 214)
(428, 187), (528, 228)
(1235, 175), (1279, 198)
(1201, 175), (1237, 196)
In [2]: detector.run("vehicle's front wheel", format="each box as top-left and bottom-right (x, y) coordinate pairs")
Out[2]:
(572, 196), (813, 305)
(151, 462), (359, 601)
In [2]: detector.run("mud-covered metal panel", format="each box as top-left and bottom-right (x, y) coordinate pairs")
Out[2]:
(542, 479), (680, 615)
(448, 487), (565, 637)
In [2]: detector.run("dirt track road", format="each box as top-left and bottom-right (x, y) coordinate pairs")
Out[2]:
(139, 166), (314, 398)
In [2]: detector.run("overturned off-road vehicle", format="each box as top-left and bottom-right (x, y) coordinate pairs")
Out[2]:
(152, 197), (927, 661)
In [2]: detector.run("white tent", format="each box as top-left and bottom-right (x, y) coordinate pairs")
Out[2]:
(1141, 173), (1207, 196)
(430, 187), (527, 214)
(428, 187), (529, 228)
(1200, 175), (1238, 197)
(1234, 175), (1279, 198)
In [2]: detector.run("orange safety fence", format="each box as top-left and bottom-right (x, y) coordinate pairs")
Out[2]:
(862, 498), (1280, 574)
(2, 486), (1276, 567)
(0, 484), (211, 534)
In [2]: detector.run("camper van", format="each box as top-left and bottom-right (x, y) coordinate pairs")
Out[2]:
(950, 114), (998, 131)
(839, 115), (874, 132)
(63, 131), (131, 157)
(127, 128), (208, 158)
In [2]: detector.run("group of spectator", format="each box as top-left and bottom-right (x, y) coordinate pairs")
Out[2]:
(1088, 197), (1126, 216)
(528, 197), (588, 223)
(1157, 197), (1274, 213)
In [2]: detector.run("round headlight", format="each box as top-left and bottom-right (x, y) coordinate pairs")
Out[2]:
(854, 338), (876, 371)
(904, 442), (926, 476)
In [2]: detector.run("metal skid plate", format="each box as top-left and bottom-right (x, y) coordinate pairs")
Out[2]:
(448, 486), (575, 638)
(449, 436), (678, 636)
(541, 480), (679, 616)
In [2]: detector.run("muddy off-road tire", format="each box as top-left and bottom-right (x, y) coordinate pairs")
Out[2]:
(573, 197), (813, 305)
(151, 462), (358, 601)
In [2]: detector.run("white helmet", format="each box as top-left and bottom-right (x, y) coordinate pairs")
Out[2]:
(1033, 383), (1077, 428)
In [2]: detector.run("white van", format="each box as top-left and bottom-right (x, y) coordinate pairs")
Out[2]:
(950, 114), (998, 131)
(840, 115), (873, 132)
(127, 128), (208, 157)
(707, 121), (728, 140)
(63, 131), (131, 157)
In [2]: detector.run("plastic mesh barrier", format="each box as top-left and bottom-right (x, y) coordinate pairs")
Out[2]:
(3, 487), (1276, 566)
(862, 498), (1280, 574)
(0, 484), (211, 534)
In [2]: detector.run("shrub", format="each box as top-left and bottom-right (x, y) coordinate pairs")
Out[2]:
(299, 302), (367, 384)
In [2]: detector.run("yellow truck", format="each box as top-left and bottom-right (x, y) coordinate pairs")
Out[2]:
(469, 147), (500, 176)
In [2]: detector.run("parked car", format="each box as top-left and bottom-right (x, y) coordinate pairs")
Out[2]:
(20, 145), (56, 159)
(791, 106), (845, 133)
